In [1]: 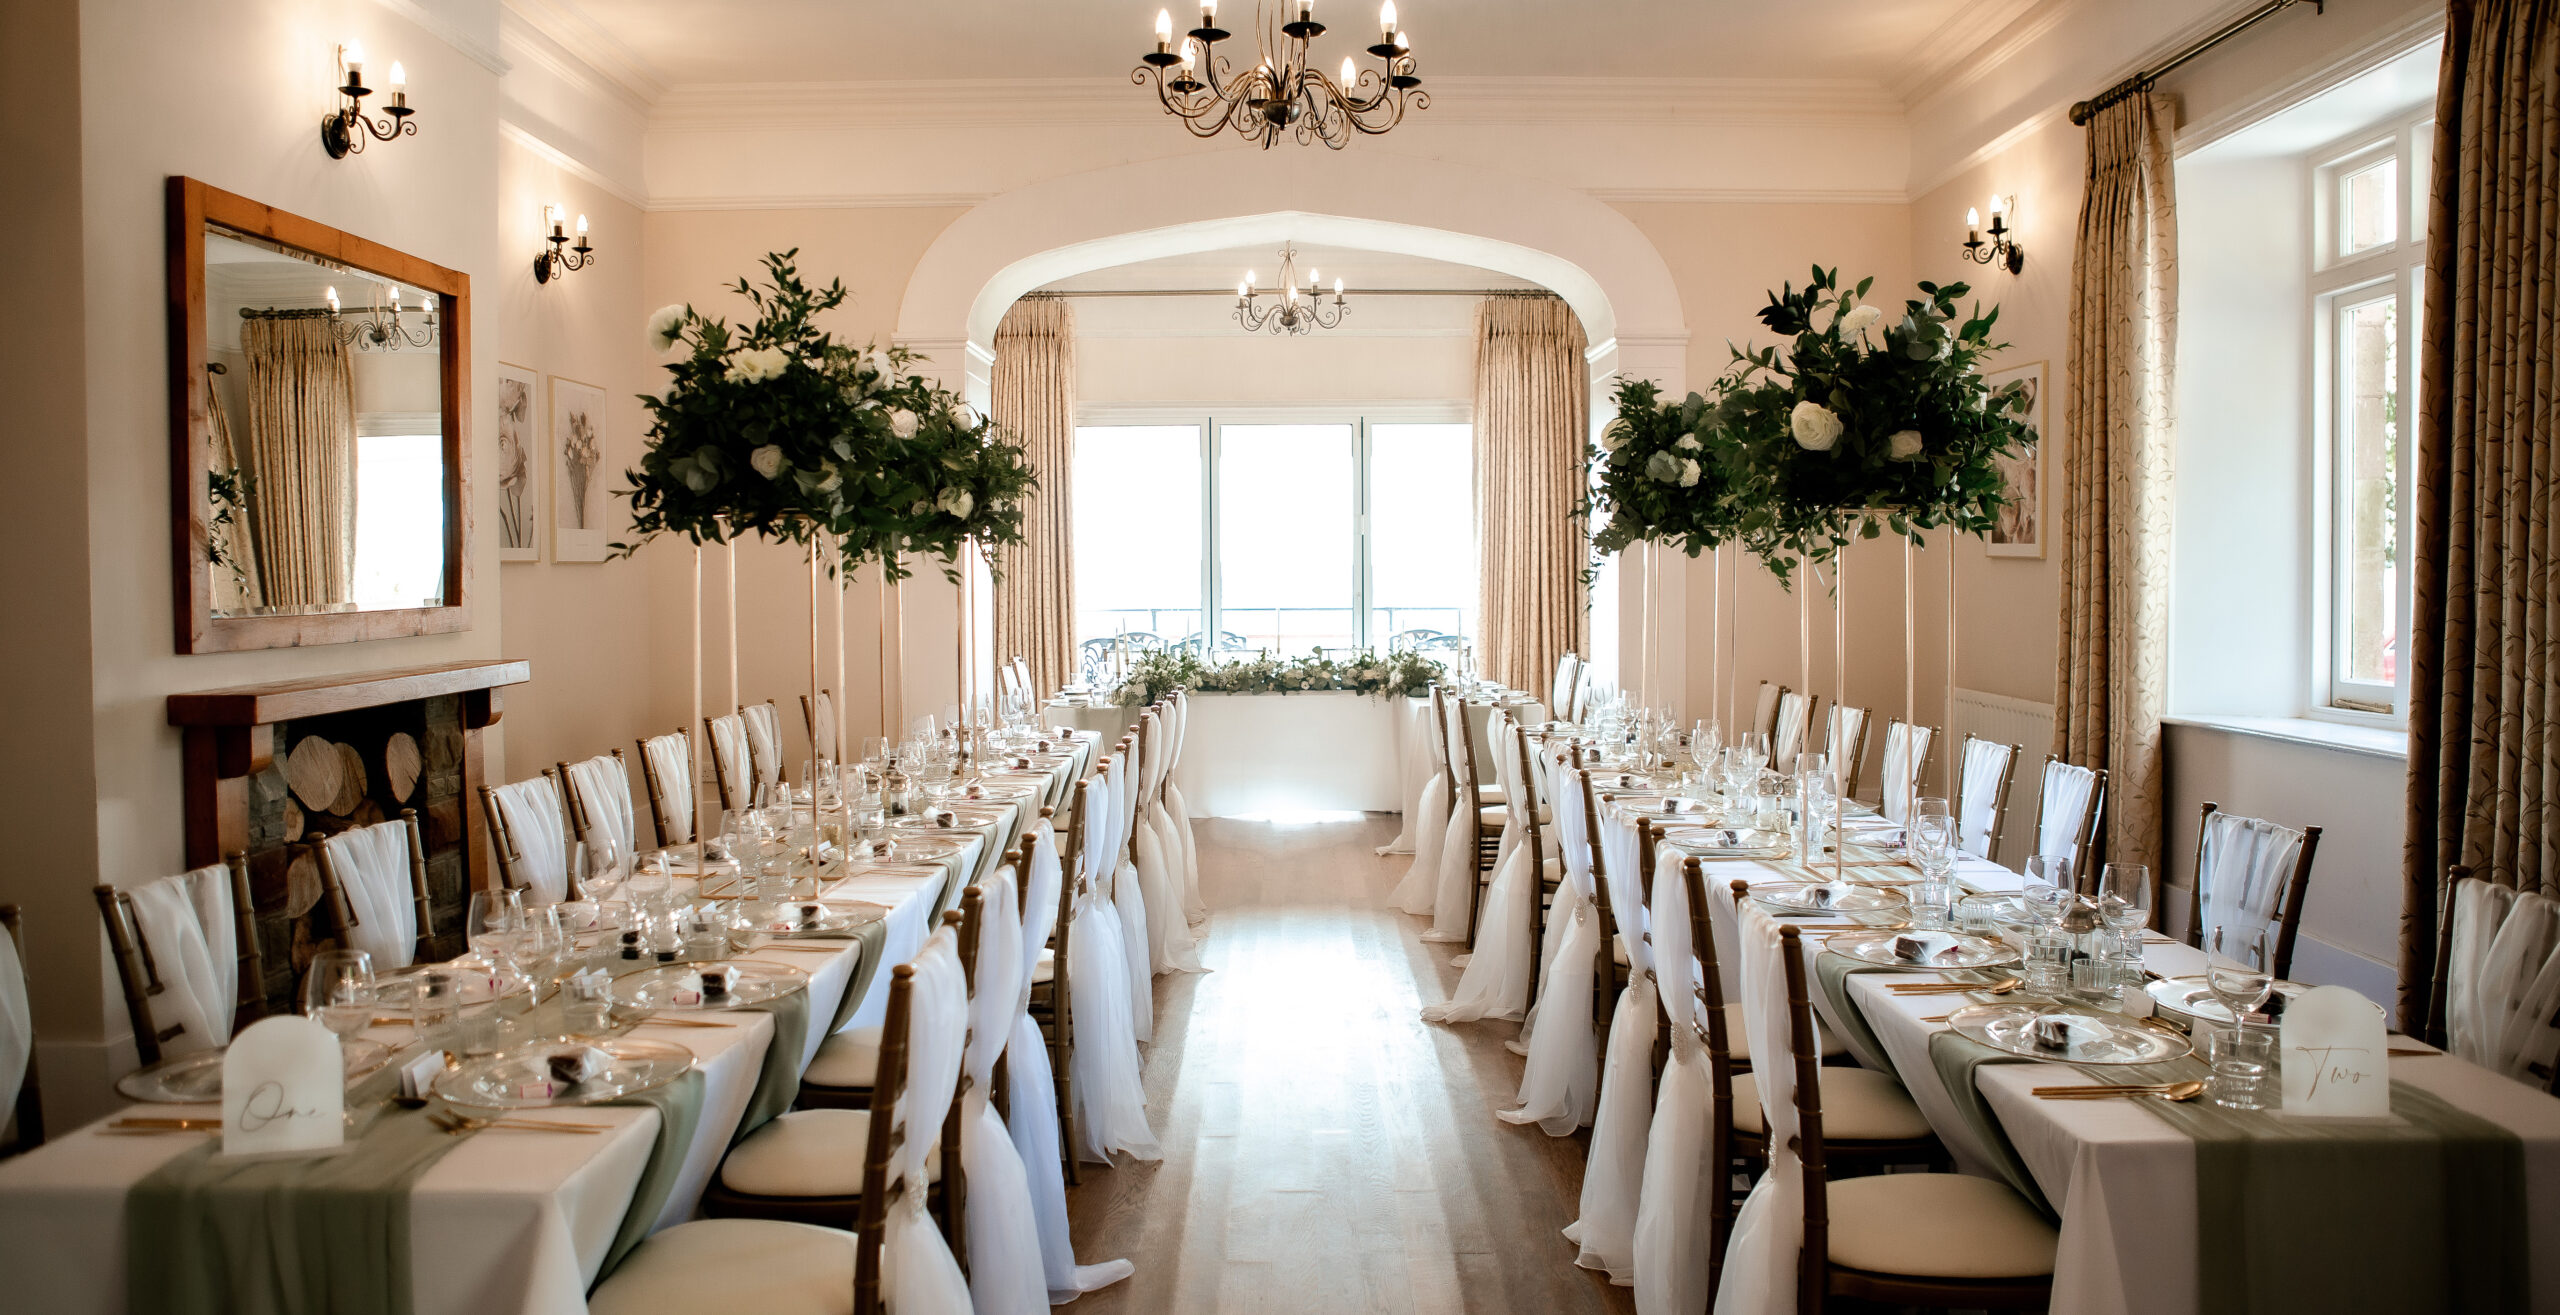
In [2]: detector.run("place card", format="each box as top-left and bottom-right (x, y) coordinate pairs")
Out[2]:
(2280, 984), (2390, 1118)
(219, 1015), (346, 1159)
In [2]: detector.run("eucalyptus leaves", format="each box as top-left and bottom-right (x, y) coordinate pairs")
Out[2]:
(1111, 648), (1444, 707)
(616, 250), (1036, 582)
(1582, 267), (2036, 582)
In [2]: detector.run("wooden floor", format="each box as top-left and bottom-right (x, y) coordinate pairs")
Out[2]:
(1063, 815), (1634, 1314)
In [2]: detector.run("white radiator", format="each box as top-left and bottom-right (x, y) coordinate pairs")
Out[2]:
(1947, 687), (2056, 871)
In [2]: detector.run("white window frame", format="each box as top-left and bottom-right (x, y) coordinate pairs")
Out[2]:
(1075, 402), (1471, 655)
(2306, 112), (2430, 723)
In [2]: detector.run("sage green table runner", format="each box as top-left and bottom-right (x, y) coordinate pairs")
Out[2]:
(1923, 1029), (2060, 1216)
(1810, 950), (1994, 1072)
(731, 985), (813, 1143)
(593, 1066), (706, 1280)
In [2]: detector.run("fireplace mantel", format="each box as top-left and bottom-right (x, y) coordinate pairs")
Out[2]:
(168, 659), (530, 884)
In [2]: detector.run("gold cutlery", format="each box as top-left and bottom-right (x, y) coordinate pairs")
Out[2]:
(108, 1116), (221, 1131)
(1889, 976), (2023, 996)
(429, 1111), (609, 1135)
(747, 943), (843, 954)
(2033, 1080), (2207, 1102)
(634, 1014), (743, 1028)
(2388, 1047), (2439, 1057)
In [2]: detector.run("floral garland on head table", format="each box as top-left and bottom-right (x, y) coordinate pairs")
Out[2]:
(1705, 266), (2037, 581)
(613, 249), (1037, 581)
(1111, 648), (1444, 708)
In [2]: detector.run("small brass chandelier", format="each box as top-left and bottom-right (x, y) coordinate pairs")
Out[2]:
(1236, 247), (1348, 334)
(1136, 1), (1425, 150)
(325, 283), (438, 352)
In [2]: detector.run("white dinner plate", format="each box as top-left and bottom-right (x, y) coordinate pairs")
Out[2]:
(1946, 1002), (2192, 1065)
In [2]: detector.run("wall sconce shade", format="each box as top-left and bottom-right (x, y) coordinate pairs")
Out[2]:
(533, 205), (595, 284)
(1962, 195), (2025, 274)
(321, 43), (419, 159)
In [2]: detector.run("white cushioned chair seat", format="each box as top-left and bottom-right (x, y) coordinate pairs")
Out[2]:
(587, 1218), (856, 1315)
(1825, 1173), (2058, 1279)
(1722, 1003), (1845, 1063)
(1474, 784), (1507, 805)
(802, 1026), (881, 1089)
(1611, 937), (1630, 967)
(1030, 945), (1054, 985)
(1481, 805), (1553, 828)
(719, 1108), (940, 1197)
(1730, 1066), (1929, 1138)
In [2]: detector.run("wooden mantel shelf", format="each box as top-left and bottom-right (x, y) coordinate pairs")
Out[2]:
(168, 660), (530, 727)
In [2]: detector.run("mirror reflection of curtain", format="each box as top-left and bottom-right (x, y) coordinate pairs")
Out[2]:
(203, 367), (265, 612)
(242, 316), (355, 608)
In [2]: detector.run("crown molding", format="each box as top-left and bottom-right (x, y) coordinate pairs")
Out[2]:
(499, 9), (649, 115)
(503, 0), (666, 104)
(647, 75), (1908, 134)
(1591, 187), (1909, 206)
(645, 192), (994, 214)
(1898, 0), (2083, 120)
(1887, 0), (2056, 106)
(371, 0), (508, 77)
(500, 120), (645, 209)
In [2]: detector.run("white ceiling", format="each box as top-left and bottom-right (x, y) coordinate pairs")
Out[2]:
(514, 0), (2022, 98)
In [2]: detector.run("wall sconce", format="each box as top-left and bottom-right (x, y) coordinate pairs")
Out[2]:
(1963, 195), (2024, 274)
(321, 42), (419, 159)
(533, 205), (595, 284)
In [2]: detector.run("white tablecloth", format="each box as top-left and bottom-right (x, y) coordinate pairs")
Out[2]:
(1687, 844), (2560, 1315)
(0, 742), (1095, 1315)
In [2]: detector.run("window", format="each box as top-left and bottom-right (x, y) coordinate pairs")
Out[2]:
(1070, 412), (1474, 669)
(2313, 118), (2429, 715)
(351, 432), (447, 608)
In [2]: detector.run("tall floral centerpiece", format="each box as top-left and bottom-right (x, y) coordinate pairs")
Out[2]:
(1582, 376), (1743, 559)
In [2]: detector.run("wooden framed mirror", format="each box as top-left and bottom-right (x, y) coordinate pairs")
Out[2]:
(167, 176), (471, 653)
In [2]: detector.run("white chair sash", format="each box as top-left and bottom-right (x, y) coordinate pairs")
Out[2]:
(1752, 683), (1782, 741)
(1068, 768), (1161, 1164)
(640, 731), (695, 845)
(807, 691), (837, 765)
(1957, 739), (2013, 860)
(1633, 849), (1715, 1314)
(0, 924), (26, 1138)
(1550, 653), (1580, 721)
(1390, 694), (1453, 914)
(1826, 705), (1867, 778)
(741, 702), (784, 789)
(321, 818), (418, 969)
(1425, 694), (1481, 943)
(706, 714), (752, 810)
(2446, 880), (2560, 1083)
(1165, 692), (1207, 924)
(123, 865), (239, 1057)
(1715, 899), (1804, 1315)
(2196, 810), (2306, 952)
(1500, 770), (1602, 1135)
(491, 776), (572, 905)
(565, 754), (638, 864)
(1423, 713), (1549, 1025)
(881, 929), (972, 1313)
(2035, 759), (2100, 862)
(1772, 692), (1811, 767)
(1103, 754), (1156, 1040)
(1570, 802), (1659, 1282)
(960, 867), (1048, 1315)
(1878, 723), (1933, 824)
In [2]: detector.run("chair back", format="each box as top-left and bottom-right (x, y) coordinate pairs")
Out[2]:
(1425, 684), (1457, 812)
(95, 857), (257, 1066)
(704, 712), (752, 812)
(1772, 690), (1820, 768)
(1656, 861), (1733, 1301)
(317, 810), (431, 969)
(1876, 722), (1936, 825)
(1454, 694), (1488, 843)
(2435, 875), (2560, 1088)
(1955, 736), (2021, 861)
(2034, 756), (2106, 878)
(801, 689), (838, 766)
(852, 929), (972, 1314)
(1824, 704), (1872, 798)
(1549, 651), (1580, 717)
(1777, 922), (1838, 1310)
(482, 772), (574, 905)
(1569, 664), (1597, 724)
(561, 751), (639, 863)
(0, 904), (42, 1154)
(1578, 769), (1624, 1023)
(2188, 802), (2323, 978)
(1753, 682), (1784, 742)
(740, 700), (785, 790)
(636, 728), (696, 847)
(1019, 821), (1067, 994)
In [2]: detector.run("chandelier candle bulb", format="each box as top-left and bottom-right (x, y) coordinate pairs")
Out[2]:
(343, 41), (364, 86)
(1381, 0), (1396, 36)
(1156, 9), (1172, 50)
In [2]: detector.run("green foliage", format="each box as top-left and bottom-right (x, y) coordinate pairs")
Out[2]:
(1111, 648), (1445, 707)
(614, 250), (1038, 583)
(1580, 377), (1743, 560)
(206, 467), (253, 583)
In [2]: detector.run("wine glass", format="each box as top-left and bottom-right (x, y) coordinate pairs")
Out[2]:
(2097, 863), (2152, 935)
(1738, 731), (1770, 779)
(466, 889), (526, 957)
(581, 825), (629, 904)
(302, 949), (376, 1041)
(1909, 814), (1958, 928)
(2206, 925), (2274, 1022)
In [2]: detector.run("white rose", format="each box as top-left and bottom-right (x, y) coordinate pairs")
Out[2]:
(937, 487), (975, 519)
(1888, 429), (1925, 460)
(1838, 304), (1883, 336)
(1675, 434), (1701, 450)
(1646, 451), (1683, 483)
(1791, 401), (1844, 451)
(1679, 457), (1702, 488)
(1599, 419), (1631, 453)
(750, 445), (785, 479)
(889, 408), (920, 439)
(726, 346), (789, 383)
(646, 304), (687, 353)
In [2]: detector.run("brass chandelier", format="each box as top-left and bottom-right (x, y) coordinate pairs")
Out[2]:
(1235, 247), (1348, 334)
(1136, 1), (1426, 150)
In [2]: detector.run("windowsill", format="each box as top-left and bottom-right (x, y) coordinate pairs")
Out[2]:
(2161, 713), (2408, 760)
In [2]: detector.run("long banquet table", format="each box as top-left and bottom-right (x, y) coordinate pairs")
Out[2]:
(0, 731), (1098, 1315)
(1658, 825), (2560, 1315)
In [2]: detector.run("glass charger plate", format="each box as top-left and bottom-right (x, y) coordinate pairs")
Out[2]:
(116, 1038), (396, 1104)
(1659, 827), (1791, 859)
(1752, 882), (1910, 916)
(1608, 796), (1718, 821)
(434, 1036), (696, 1110)
(379, 961), (531, 1009)
(738, 900), (885, 938)
(1947, 1002), (2192, 1065)
(611, 959), (809, 1012)
(1824, 929), (2021, 971)
(2144, 975), (2350, 1027)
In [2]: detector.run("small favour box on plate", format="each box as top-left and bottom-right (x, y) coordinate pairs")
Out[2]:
(2281, 984), (2391, 1118)
(220, 1015), (346, 1159)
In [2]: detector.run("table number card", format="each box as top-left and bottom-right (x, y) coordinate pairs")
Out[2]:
(2280, 984), (2390, 1118)
(219, 1015), (347, 1158)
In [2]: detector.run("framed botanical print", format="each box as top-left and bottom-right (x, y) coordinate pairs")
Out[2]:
(1983, 359), (2045, 559)
(550, 376), (609, 563)
(496, 364), (541, 562)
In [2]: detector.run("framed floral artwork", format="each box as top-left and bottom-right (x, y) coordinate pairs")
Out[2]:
(496, 363), (541, 562)
(1983, 359), (2045, 559)
(550, 376), (610, 563)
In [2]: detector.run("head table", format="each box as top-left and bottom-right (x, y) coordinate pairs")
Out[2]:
(0, 732), (1098, 1315)
(1662, 827), (2560, 1315)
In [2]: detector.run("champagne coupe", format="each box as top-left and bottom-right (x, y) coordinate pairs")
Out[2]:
(302, 948), (376, 1041)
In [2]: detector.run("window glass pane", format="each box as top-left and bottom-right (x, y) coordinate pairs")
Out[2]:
(352, 433), (446, 608)
(2340, 157), (2397, 257)
(1218, 423), (1356, 658)
(1072, 425), (1203, 663)
(2337, 294), (2398, 694)
(1368, 423), (1475, 654)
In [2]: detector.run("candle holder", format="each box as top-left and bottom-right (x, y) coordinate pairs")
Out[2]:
(321, 43), (418, 159)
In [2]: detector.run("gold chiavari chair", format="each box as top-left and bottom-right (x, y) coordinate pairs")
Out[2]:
(741, 698), (786, 792)
(558, 750), (636, 857)
(1753, 682), (1787, 743)
(704, 710), (753, 814)
(635, 727), (696, 848)
(1773, 689), (1823, 770)
(1037, 786), (1088, 1184)
(800, 688), (839, 769)
(2187, 802), (2324, 979)
(1875, 721), (1938, 825)
(316, 809), (434, 969)
(1579, 770), (1626, 1027)
(2031, 755), (2108, 884)
(1, 904), (44, 1155)
(479, 770), (580, 904)
(1456, 697), (1505, 947)
(1955, 735), (2023, 863)
(1825, 703), (1873, 799)
(94, 855), (261, 1068)
(1517, 728), (1564, 1008)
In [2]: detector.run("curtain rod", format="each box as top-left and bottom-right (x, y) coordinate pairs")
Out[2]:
(1032, 287), (1553, 299)
(2069, 0), (2323, 126)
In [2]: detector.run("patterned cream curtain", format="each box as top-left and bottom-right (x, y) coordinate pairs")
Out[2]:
(990, 295), (1078, 697)
(1474, 295), (1588, 692)
(2403, 0), (2560, 1026)
(2051, 92), (2176, 883)
(241, 315), (356, 609)
(203, 366), (264, 613)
